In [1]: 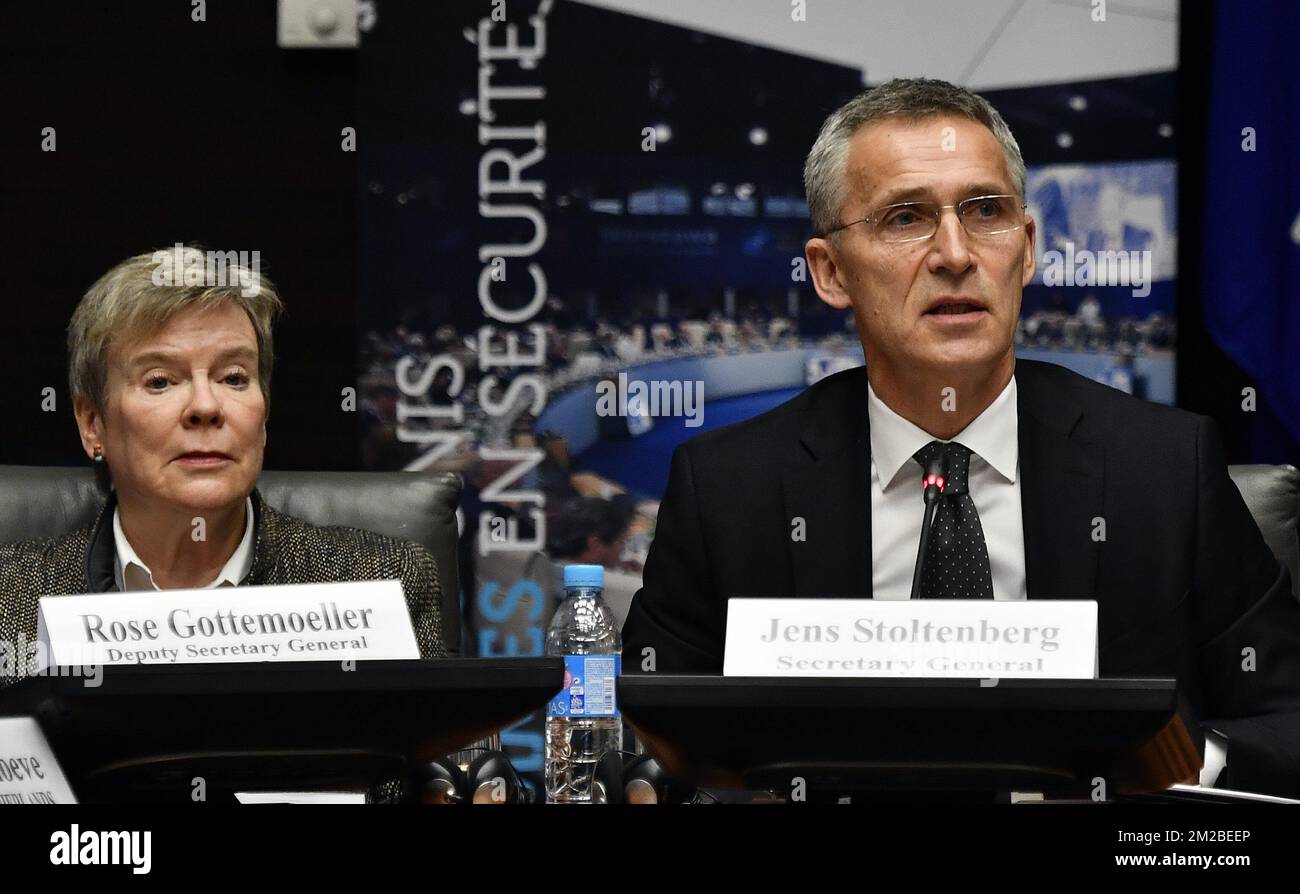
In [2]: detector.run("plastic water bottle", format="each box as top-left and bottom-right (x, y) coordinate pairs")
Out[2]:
(544, 564), (623, 803)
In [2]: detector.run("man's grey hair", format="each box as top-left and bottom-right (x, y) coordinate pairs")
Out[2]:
(804, 78), (1027, 237)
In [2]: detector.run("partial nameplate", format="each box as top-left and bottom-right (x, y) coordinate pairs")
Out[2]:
(36, 579), (420, 668)
(0, 717), (79, 804)
(723, 598), (1097, 679)
(234, 791), (366, 805)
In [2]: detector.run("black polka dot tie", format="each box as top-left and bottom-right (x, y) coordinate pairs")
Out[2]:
(912, 440), (994, 599)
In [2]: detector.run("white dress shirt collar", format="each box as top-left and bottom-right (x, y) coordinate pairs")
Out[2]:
(112, 497), (255, 592)
(867, 374), (1019, 491)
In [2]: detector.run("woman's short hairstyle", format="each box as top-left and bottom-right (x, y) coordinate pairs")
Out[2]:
(68, 247), (284, 416)
(804, 77), (1027, 238)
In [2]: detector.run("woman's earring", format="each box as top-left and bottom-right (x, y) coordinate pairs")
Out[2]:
(93, 446), (104, 464)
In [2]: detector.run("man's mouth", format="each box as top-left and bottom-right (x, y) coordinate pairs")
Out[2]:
(924, 297), (988, 317)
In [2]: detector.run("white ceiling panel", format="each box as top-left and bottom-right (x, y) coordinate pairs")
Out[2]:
(571, 0), (1178, 89)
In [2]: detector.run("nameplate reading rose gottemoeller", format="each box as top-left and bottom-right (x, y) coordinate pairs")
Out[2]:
(723, 598), (1097, 679)
(35, 579), (420, 667)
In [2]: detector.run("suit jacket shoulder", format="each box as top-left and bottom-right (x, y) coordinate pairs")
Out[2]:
(253, 504), (446, 658)
(673, 365), (869, 489)
(0, 523), (94, 598)
(255, 504), (438, 591)
(0, 523), (95, 680)
(1016, 357), (1202, 443)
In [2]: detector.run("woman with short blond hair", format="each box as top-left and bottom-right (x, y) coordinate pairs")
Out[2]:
(0, 247), (446, 688)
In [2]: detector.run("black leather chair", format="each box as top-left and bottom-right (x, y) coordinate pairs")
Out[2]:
(1228, 464), (1300, 599)
(2, 464), (1295, 653)
(0, 466), (464, 655)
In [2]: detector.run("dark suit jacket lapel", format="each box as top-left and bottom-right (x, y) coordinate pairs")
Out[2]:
(1017, 362), (1105, 601)
(85, 492), (119, 593)
(778, 362), (1103, 602)
(781, 368), (873, 598)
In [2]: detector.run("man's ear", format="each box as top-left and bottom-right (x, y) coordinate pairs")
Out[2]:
(72, 395), (103, 462)
(1021, 214), (1037, 287)
(805, 237), (854, 310)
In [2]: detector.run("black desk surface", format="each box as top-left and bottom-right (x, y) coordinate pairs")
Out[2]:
(619, 675), (1180, 793)
(0, 658), (564, 798)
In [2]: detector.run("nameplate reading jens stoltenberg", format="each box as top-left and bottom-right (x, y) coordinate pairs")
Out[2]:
(723, 598), (1097, 679)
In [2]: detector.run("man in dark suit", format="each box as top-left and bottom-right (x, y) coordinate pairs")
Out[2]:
(622, 78), (1300, 797)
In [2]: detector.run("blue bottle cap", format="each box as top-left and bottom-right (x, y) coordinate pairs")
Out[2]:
(563, 564), (604, 589)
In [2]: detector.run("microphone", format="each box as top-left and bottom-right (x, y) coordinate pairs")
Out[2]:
(909, 452), (948, 600)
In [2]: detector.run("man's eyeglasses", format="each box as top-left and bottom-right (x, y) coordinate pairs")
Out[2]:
(825, 194), (1028, 243)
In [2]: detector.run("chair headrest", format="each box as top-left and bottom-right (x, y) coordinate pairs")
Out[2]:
(1228, 464), (1300, 599)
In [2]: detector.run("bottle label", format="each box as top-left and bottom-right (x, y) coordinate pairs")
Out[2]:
(547, 654), (621, 717)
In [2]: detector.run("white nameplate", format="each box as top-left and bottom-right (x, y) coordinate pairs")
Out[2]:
(36, 579), (420, 668)
(234, 791), (366, 804)
(723, 598), (1097, 679)
(0, 717), (79, 804)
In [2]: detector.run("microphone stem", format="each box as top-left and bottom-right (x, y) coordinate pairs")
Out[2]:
(910, 489), (941, 600)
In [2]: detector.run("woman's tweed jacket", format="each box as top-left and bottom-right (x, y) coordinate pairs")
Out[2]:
(0, 488), (446, 688)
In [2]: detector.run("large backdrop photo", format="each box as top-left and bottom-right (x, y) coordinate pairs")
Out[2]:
(354, 0), (1188, 794)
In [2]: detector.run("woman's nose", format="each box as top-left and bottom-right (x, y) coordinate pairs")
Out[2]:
(183, 377), (224, 425)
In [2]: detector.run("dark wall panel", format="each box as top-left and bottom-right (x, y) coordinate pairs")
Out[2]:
(0, 1), (360, 470)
